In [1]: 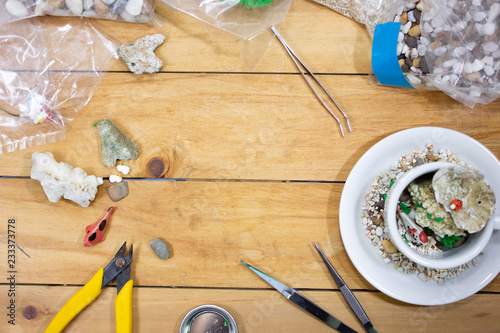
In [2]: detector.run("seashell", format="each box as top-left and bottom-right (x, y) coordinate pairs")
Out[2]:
(432, 166), (496, 233)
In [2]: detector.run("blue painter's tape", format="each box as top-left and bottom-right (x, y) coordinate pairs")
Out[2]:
(372, 22), (414, 89)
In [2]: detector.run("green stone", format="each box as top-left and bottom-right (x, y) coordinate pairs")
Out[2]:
(96, 119), (138, 167)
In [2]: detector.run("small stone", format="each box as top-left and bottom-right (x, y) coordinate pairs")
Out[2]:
(125, 0), (143, 16)
(382, 239), (398, 254)
(406, 36), (418, 48)
(109, 175), (122, 183)
(94, 0), (109, 16)
(117, 34), (165, 75)
(483, 41), (499, 53)
(150, 238), (170, 260)
(413, 9), (421, 23)
(96, 119), (139, 167)
(400, 11), (408, 25)
(6, 0), (28, 16)
(409, 24), (421, 37)
(65, 0), (83, 15)
(48, 0), (65, 8)
(412, 57), (421, 68)
(83, 0), (92, 10)
(109, 0), (127, 14)
(473, 11), (487, 22)
(117, 164), (130, 175)
(372, 216), (383, 226)
(107, 181), (129, 202)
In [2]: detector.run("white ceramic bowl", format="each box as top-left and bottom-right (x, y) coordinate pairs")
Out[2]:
(384, 161), (500, 270)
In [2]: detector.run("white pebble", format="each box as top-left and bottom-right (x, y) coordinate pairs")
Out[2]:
(464, 62), (473, 74)
(453, 21), (465, 31)
(452, 62), (463, 74)
(376, 227), (383, 236)
(410, 66), (422, 73)
(117, 164), (130, 175)
(473, 11), (487, 22)
(397, 42), (403, 56)
(402, 43), (410, 55)
(449, 74), (459, 84)
(472, 59), (485, 72)
(102, 0), (115, 4)
(408, 10), (416, 22)
(398, 32), (404, 43)
(432, 16), (446, 28)
(466, 42), (476, 51)
(418, 273), (427, 281)
(402, 21), (412, 34)
(125, 0), (143, 16)
(82, 10), (96, 17)
(109, 175), (123, 183)
(434, 46), (447, 57)
(410, 48), (419, 58)
(484, 65), (495, 76)
(488, 3), (500, 23)
(475, 23), (484, 35)
(493, 50), (500, 58)
(453, 46), (467, 57)
(417, 44), (426, 56)
(434, 26), (443, 34)
(441, 75), (450, 84)
(407, 74), (421, 85)
(442, 58), (457, 68)
(423, 23), (433, 34)
(472, 0), (481, 6)
(83, 0), (93, 10)
(5, 0), (28, 17)
(494, 62), (500, 71)
(483, 41), (499, 53)
(482, 23), (496, 36)
(65, 0), (83, 15)
(470, 90), (482, 97)
(483, 56), (494, 66)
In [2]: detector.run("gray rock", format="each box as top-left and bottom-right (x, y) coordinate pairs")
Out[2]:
(109, 0), (126, 15)
(150, 238), (170, 260)
(107, 181), (129, 202)
(96, 119), (138, 167)
(117, 34), (165, 74)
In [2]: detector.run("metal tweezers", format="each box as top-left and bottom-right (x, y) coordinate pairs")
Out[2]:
(270, 25), (351, 137)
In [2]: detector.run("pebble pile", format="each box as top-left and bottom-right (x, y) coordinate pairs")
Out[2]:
(362, 144), (479, 285)
(394, 0), (500, 105)
(4, 0), (156, 23)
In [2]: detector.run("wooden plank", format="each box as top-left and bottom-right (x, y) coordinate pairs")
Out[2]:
(0, 74), (499, 180)
(0, 179), (498, 292)
(32, 0), (372, 74)
(2, 285), (499, 332)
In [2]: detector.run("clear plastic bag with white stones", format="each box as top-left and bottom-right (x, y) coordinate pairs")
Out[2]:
(1, 0), (160, 24)
(0, 18), (116, 153)
(375, 0), (500, 108)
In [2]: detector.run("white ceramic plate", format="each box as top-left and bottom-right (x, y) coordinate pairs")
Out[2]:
(339, 127), (500, 305)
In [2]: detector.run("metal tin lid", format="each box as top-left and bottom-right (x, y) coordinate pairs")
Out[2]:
(179, 304), (238, 333)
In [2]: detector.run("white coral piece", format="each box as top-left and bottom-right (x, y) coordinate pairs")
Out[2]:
(31, 152), (103, 207)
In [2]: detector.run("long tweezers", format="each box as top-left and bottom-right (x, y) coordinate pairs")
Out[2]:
(270, 25), (351, 137)
(314, 242), (377, 333)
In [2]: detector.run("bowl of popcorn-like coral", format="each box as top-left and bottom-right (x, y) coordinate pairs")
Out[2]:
(384, 162), (499, 270)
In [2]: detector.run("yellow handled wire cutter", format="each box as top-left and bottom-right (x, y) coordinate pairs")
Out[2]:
(45, 242), (134, 333)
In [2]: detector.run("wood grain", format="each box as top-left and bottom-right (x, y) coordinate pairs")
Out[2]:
(2, 285), (499, 333)
(0, 74), (499, 179)
(0, 178), (498, 292)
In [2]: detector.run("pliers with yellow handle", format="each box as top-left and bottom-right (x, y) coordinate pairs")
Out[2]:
(45, 242), (134, 333)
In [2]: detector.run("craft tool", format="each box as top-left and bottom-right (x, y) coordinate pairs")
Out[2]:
(241, 260), (357, 332)
(45, 242), (134, 333)
(270, 25), (351, 137)
(314, 242), (377, 333)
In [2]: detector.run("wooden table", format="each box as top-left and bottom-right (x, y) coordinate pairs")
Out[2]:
(1, 1), (500, 332)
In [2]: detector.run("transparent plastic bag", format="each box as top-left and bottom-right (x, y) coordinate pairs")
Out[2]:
(161, 0), (293, 39)
(0, 17), (117, 154)
(313, 0), (395, 35)
(370, 0), (500, 107)
(1, 0), (160, 25)
(160, 0), (293, 69)
(315, 0), (500, 107)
